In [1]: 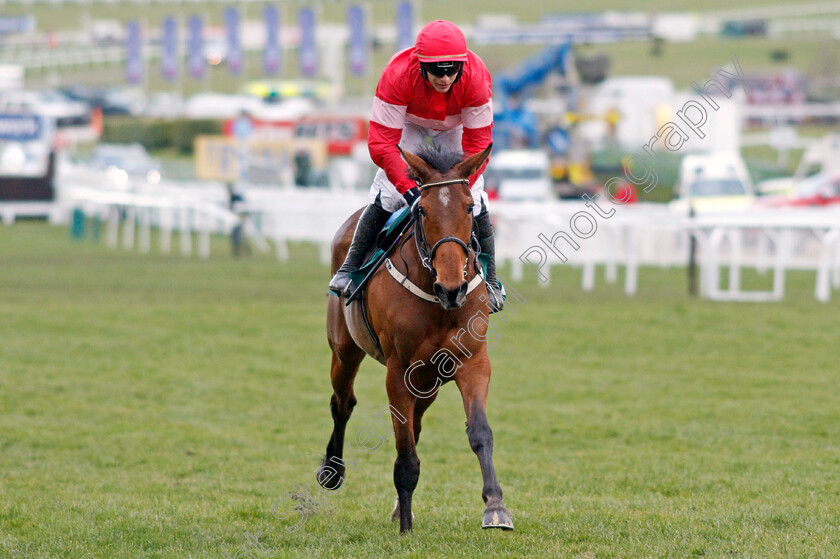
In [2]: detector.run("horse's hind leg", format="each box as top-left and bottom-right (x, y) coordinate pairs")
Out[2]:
(318, 297), (365, 491)
(455, 357), (514, 530)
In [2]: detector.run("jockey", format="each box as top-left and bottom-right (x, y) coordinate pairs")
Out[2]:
(329, 19), (503, 311)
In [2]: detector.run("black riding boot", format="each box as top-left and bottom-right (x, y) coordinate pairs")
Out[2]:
(329, 204), (392, 296)
(474, 210), (504, 313)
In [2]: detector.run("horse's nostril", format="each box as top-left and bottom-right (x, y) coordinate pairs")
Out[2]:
(454, 281), (468, 306)
(433, 283), (447, 300)
(434, 282), (467, 309)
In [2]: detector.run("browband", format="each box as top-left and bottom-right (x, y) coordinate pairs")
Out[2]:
(419, 178), (470, 191)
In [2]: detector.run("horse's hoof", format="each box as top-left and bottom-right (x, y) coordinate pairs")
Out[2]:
(481, 505), (514, 530)
(316, 461), (345, 491)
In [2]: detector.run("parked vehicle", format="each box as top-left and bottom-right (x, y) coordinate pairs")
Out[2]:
(143, 93), (185, 119)
(87, 143), (162, 186)
(671, 152), (755, 213)
(0, 64), (24, 91)
(796, 132), (840, 177)
(185, 93), (262, 120)
(483, 149), (553, 201)
(756, 173), (840, 208)
(60, 86), (145, 116)
(757, 132), (840, 196)
(89, 19), (125, 45)
(0, 89), (91, 128)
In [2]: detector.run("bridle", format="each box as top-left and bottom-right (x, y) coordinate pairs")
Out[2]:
(412, 178), (480, 279)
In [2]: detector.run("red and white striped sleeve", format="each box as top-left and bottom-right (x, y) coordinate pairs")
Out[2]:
(461, 54), (494, 187)
(368, 61), (415, 194)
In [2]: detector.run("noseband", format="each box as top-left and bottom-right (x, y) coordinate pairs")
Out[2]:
(412, 178), (479, 278)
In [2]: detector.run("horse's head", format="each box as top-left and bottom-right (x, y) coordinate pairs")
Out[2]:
(398, 143), (492, 310)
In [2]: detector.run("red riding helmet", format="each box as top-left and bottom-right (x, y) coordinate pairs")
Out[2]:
(415, 20), (468, 63)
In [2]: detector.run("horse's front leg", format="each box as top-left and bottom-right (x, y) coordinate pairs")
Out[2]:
(455, 355), (514, 530)
(391, 390), (439, 523)
(385, 360), (421, 533)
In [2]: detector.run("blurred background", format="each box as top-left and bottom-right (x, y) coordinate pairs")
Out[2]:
(4, 4), (840, 556)
(2, 0), (840, 300)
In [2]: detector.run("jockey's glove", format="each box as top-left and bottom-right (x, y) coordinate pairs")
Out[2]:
(403, 186), (421, 206)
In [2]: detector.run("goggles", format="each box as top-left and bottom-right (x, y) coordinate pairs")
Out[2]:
(422, 61), (464, 78)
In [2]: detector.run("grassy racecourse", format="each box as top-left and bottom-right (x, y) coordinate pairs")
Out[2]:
(1, 222), (839, 558)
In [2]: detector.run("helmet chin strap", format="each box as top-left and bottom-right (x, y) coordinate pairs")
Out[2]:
(452, 67), (464, 85)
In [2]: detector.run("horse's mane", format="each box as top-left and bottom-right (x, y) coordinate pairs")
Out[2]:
(412, 144), (464, 175)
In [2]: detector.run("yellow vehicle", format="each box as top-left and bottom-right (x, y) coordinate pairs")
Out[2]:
(670, 152), (755, 214)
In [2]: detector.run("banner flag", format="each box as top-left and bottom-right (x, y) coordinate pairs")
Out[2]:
(188, 15), (205, 80)
(125, 21), (143, 85)
(298, 7), (317, 77)
(347, 5), (367, 76)
(263, 6), (281, 75)
(225, 7), (242, 76)
(396, 1), (414, 52)
(161, 17), (178, 82)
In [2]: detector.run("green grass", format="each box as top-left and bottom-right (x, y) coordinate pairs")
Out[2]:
(1, 222), (839, 558)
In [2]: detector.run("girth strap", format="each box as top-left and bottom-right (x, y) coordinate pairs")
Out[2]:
(385, 258), (485, 304)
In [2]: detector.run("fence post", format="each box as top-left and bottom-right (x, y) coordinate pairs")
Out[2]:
(198, 212), (211, 259)
(107, 206), (120, 248)
(624, 226), (638, 295)
(160, 208), (172, 254)
(687, 207), (698, 296)
(139, 207), (151, 253)
(180, 208), (192, 257)
(122, 207), (136, 250)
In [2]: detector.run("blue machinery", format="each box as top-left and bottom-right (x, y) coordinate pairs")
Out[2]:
(492, 43), (574, 154)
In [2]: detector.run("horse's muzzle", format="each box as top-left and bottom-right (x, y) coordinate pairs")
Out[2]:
(434, 281), (468, 310)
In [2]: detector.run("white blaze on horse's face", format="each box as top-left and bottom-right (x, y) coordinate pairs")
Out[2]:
(438, 187), (451, 208)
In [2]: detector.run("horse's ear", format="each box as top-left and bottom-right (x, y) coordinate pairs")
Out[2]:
(397, 145), (433, 184)
(454, 143), (493, 179)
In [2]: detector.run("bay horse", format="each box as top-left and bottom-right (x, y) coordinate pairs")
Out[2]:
(318, 143), (513, 533)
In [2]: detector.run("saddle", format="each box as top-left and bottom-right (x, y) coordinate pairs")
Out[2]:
(337, 206), (414, 364)
(347, 206), (413, 288)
